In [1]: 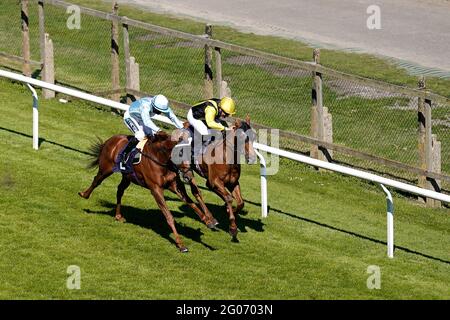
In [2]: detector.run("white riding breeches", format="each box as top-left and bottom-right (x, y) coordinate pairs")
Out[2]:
(124, 110), (145, 140)
(187, 109), (212, 136)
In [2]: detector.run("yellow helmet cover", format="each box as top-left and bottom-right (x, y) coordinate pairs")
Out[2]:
(219, 97), (236, 115)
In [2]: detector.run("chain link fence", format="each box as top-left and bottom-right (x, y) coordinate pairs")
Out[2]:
(433, 101), (450, 192)
(44, 4), (112, 92)
(323, 75), (418, 164)
(0, 1), (40, 72)
(128, 27), (204, 105)
(221, 51), (311, 135)
(1, 0), (448, 195)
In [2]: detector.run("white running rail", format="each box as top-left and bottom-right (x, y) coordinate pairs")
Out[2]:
(1, 69), (448, 259)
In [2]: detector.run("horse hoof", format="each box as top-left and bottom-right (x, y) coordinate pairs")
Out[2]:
(207, 223), (218, 230)
(78, 191), (89, 199)
(212, 219), (219, 226)
(115, 217), (126, 223)
(231, 236), (240, 243)
(179, 247), (189, 253)
(183, 177), (192, 183)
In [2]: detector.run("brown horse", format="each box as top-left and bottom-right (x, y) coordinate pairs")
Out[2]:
(192, 116), (257, 241)
(78, 131), (218, 252)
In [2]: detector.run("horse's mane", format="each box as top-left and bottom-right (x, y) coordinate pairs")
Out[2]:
(238, 121), (251, 132)
(149, 131), (177, 150)
(150, 131), (169, 142)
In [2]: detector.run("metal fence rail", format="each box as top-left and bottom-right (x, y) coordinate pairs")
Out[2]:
(1, 0), (449, 202)
(1, 69), (449, 260)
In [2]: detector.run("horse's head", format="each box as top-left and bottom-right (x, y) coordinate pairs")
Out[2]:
(233, 115), (257, 164)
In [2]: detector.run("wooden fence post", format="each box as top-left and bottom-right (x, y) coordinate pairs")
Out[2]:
(42, 33), (55, 99)
(215, 46), (223, 98)
(324, 109), (333, 159)
(122, 18), (133, 103)
(418, 76), (427, 195)
(111, 2), (120, 102)
(310, 49), (332, 162)
(221, 80), (231, 98)
(204, 24), (214, 99)
(123, 19), (130, 85)
(417, 77), (441, 207)
(431, 134), (442, 207)
(39, 1), (55, 98)
(21, 0), (31, 77)
(128, 56), (140, 100)
(38, 1), (45, 68)
(311, 49), (322, 160)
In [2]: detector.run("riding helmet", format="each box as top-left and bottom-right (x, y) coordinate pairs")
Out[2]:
(151, 94), (170, 113)
(219, 97), (236, 115)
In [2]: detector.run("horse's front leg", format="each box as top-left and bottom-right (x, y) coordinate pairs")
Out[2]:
(230, 183), (244, 215)
(189, 178), (219, 227)
(151, 185), (188, 252)
(210, 179), (238, 242)
(168, 178), (217, 230)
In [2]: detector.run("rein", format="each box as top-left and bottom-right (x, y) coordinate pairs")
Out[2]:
(138, 149), (171, 168)
(138, 142), (190, 175)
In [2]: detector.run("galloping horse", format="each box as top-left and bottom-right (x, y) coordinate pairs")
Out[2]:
(78, 132), (218, 252)
(191, 116), (257, 241)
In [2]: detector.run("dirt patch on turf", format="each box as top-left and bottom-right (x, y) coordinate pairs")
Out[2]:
(385, 97), (449, 111)
(385, 97), (417, 110)
(433, 115), (450, 128)
(153, 41), (203, 49)
(135, 33), (163, 41)
(226, 55), (310, 78)
(0, 173), (15, 189)
(136, 33), (202, 48)
(325, 80), (406, 100)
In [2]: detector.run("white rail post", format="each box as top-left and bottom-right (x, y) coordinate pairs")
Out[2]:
(254, 148), (268, 218)
(26, 83), (39, 150)
(380, 184), (394, 258)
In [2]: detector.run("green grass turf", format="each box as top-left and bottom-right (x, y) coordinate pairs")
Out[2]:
(0, 79), (449, 299)
(1, 0), (448, 176)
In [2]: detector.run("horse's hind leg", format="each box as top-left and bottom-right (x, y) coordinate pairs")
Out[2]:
(151, 185), (188, 253)
(115, 175), (131, 223)
(78, 167), (113, 199)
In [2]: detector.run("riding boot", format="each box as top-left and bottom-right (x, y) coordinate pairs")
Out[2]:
(192, 135), (204, 159)
(136, 137), (148, 152)
(201, 135), (212, 155)
(121, 137), (138, 166)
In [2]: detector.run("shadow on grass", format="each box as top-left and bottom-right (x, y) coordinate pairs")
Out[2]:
(177, 202), (265, 235)
(84, 200), (217, 251)
(3, 125), (448, 262)
(86, 192), (265, 246)
(244, 199), (450, 265)
(0, 126), (92, 156)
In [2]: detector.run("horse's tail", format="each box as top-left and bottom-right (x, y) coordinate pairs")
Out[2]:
(86, 137), (105, 169)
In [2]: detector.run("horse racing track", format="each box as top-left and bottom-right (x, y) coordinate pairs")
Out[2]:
(0, 79), (449, 299)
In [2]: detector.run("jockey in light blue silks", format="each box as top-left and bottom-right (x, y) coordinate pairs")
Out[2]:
(123, 94), (184, 151)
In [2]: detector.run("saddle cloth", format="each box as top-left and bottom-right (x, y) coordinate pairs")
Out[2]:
(113, 138), (142, 174)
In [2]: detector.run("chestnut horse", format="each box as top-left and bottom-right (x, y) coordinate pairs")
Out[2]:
(78, 132), (217, 252)
(191, 116), (257, 242)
